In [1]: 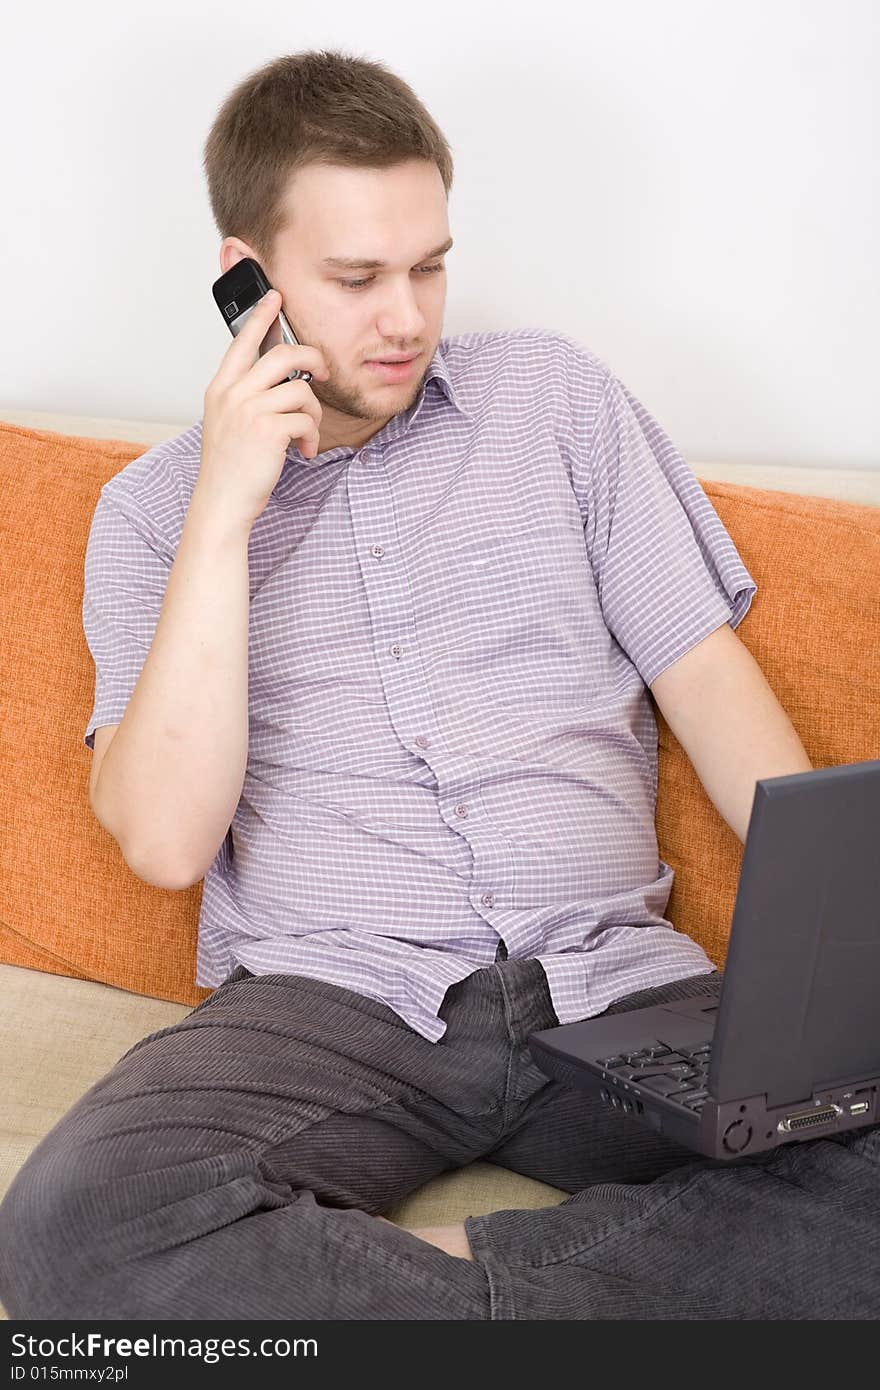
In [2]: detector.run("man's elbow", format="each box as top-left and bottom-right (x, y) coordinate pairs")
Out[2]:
(125, 852), (201, 892)
(89, 796), (199, 891)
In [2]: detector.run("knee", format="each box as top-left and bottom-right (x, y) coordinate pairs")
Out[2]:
(0, 1141), (109, 1319)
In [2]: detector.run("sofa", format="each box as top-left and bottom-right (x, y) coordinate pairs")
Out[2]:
(2, 406), (878, 1322)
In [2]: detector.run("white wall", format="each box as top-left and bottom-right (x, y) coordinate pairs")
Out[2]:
(4, 0), (877, 469)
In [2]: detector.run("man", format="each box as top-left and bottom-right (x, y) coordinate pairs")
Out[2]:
(1, 51), (876, 1321)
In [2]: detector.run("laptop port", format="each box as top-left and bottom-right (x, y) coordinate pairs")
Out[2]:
(849, 1101), (870, 1116)
(777, 1103), (842, 1133)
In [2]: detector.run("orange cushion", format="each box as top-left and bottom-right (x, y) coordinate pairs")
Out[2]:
(1, 420), (878, 1006)
(1, 422), (212, 1008)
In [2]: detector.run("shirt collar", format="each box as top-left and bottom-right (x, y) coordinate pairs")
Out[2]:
(285, 338), (473, 468)
(422, 340), (474, 422)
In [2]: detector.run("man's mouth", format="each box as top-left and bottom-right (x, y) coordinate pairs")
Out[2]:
(367, 353), (419, 364)
(365, 355), (421, 381)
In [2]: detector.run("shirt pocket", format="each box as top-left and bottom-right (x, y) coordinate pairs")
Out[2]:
(445, 519), (596, 705)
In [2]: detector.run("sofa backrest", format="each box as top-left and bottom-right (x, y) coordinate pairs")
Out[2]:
(1, 414), (878, 1006)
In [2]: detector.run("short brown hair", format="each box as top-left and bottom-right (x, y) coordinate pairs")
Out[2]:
(203, 48), (454, 269)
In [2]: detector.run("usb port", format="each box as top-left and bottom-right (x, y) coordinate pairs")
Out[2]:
(849, 1101), (870, 1116)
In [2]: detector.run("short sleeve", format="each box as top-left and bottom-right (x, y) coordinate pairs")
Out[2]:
(576, 370), (757, 688)
(82, 492), (172, 749)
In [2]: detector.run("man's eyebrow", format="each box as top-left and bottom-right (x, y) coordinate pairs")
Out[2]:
(320, 237), (454, 270)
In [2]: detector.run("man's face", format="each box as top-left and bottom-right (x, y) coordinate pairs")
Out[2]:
(219, 159), (452, 452)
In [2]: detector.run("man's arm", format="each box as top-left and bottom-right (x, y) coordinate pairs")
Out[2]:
(648, 621), (813, 845)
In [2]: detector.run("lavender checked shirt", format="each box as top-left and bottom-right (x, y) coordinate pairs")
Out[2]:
(83, 329), (757, 1042)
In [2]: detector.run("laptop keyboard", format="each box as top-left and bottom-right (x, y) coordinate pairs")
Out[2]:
(599, 1041), (713, 1113)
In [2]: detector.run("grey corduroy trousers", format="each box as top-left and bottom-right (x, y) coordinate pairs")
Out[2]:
(1, 957), (878, 1320)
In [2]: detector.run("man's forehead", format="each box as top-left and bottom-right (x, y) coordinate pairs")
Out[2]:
(282, 163), (451, 267)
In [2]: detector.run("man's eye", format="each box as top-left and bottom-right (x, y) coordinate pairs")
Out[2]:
(338, 264), (446, 291)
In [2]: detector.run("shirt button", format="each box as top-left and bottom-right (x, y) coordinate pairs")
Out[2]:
(415, 735), (429, 749)
(389, 643), (403, 658)
(481, 892), (495, 908)
(454, 803), (469, 818)
(370, 544), (385, 558)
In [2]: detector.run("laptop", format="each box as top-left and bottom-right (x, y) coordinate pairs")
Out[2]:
(528, 760), (880, 1161)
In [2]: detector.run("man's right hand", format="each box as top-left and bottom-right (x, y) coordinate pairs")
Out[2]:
(198, 288), (330, 527)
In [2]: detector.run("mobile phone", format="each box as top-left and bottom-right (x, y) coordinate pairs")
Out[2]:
(211, 256), (312, 384)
